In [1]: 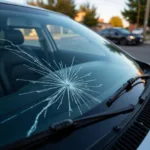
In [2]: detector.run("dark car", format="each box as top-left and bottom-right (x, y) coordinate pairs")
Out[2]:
(98, 28), (144, 45)
(1, 2), (150, 150)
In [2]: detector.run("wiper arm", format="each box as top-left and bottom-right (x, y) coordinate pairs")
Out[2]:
(106, 74), (150, 107)
(51, 104), (134, 131)
(4, 105), (134, 149)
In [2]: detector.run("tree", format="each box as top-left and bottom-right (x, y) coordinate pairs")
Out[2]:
(122, 0), (150, 26)
(54, 0), (76, 18)
(109, 16), (123, 27)
(79, 3), (99, 27)
(27, 0), (77, 18)
(27, 0), (45, 7)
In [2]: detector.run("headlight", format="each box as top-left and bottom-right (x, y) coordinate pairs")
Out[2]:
(128, 35), (135, 40)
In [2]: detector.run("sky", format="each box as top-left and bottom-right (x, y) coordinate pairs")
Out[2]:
(76, 0), (129, 26)
(2, 0), (129, 27)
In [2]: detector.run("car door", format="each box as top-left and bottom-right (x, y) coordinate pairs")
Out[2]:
(98, 30), (105, 36)
(109, 29), (120, 43)
(103, 29), (111, 40)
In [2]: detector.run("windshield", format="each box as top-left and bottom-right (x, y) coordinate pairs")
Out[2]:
(0, 5), (143, 147)
(117, 28), (130, 34)
(135, 28), (143, 31)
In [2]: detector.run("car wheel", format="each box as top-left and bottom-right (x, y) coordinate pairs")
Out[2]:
(120, 39), (127, 45)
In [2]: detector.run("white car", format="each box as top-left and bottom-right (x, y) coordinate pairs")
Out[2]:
(132, 28), (144, 35)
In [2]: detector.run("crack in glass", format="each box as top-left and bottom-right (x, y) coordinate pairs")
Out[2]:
(0, 39), (103, 136)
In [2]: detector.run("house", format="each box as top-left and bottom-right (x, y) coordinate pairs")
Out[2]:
(98, 22), (112, 29)
(74, 12), (86, 22)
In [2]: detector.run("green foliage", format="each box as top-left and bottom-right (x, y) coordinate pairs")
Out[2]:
(109, 16), (123, 27)
(27, 0), (77, 18)
(27, 1), (99, 27)
(122, 0), (150, 26)
(80, 3), (99, 27)
(54, 0), (77, 18)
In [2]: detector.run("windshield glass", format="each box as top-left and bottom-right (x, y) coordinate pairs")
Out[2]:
(135, 28), (143, 31)
(0, 5), (143, 147)
(117, 28), (130, 34)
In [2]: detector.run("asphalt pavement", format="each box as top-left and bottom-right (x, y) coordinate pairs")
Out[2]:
(24, 38), (150, 64)
(121, 44), (150, 64)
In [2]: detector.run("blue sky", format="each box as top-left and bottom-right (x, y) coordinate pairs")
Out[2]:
(2, 0), (129, 26)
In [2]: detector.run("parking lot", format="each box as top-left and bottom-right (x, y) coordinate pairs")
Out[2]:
(121, 44), (150, 64)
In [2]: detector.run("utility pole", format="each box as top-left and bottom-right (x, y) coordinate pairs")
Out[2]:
(143, 0), (150, 39)
(137, 1), (141, 27)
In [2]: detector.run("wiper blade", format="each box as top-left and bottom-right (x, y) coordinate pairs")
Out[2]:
(51, 104), (134, 131)
(4, 105), (134, 149)
(106, 74), (150, 107)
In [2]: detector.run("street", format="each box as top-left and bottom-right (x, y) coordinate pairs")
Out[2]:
(24, 38), (150, 64)
(121, 44), (150, 64)
(55, 38), (150, 64)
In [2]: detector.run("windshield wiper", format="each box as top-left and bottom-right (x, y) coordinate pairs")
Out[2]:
(4, 105), (134, 149)
(106, 74), (150, 107)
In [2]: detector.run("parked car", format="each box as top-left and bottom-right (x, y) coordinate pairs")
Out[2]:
(1, 2), (150, 150)
(98, 28), (143, 45)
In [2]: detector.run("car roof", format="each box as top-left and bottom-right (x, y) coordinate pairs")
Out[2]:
(0, 0), (67, 17)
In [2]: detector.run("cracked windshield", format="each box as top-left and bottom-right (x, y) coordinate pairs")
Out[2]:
(0, 5), (142, 147)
